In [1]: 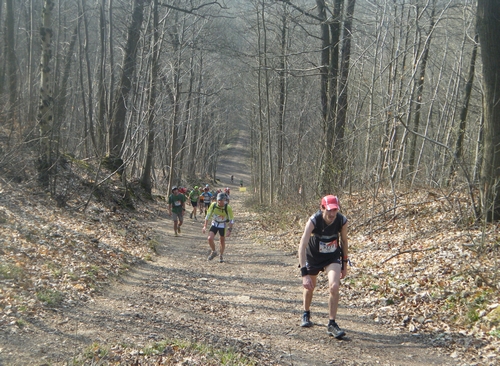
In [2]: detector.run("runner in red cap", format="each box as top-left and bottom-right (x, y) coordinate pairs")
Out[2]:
(297, 195), (349, 338)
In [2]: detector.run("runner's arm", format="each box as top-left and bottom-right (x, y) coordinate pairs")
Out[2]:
(340, 221), (349, 277)
(299, 219), (314, 290)
(298, 219), (314, 268)
(340, 222), (348, 259)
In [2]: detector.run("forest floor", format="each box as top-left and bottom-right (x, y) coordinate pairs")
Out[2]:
(0, 130), (499, 365)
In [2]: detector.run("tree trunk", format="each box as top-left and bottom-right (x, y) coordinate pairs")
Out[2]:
(141, 0), (159, 195)
(477, 0), (500, 221)
(261, 1), (274, 205)
(37, 0), (55, 188)
(96, 0), (107, 156)
(109, 0), (144, 160)
(256, 3), (264, 204)
(336, 0), (355, 186)
(317, 0), (331, 194)
(178, 50), (196, 178)
(5, 0), (17, 123)
(167, 39), (183, 190)
(448, 32), (479, 182)
(79, 0), (97, 157)
(277, 8), (288, 199)
(188, 53), (203, 179)
(408, 1), (435, 182)
(0, 0), (4, 97)
(318, 0), (342, 194)
(107, 0), (115, 153)
(55, 24), (78, 135)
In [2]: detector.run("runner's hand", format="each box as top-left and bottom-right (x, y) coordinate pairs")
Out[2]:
(340, 266), (347, 279)
(302, 275), (314, 290)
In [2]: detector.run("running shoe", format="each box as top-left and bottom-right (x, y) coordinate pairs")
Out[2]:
(177, 226), (181, 234)
(207, 251), (217, 260)
(327, 321), (345, 338)
(301, 312), (313, 327)
(219, 255), (224, 263)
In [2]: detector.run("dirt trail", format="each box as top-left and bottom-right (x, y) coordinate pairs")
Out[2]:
(1, 129), (461, 365)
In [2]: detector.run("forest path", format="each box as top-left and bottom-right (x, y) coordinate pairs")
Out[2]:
(1, 128), (460, 365)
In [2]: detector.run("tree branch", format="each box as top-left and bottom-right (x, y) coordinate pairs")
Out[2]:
(159, 1), (226, 15)
(275, 0), (322, 22)
(381, 247), (437, 264)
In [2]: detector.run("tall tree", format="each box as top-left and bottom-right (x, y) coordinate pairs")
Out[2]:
(448, 32), (479, 182)
(277, 5), (288, 199)
(78, 0), (97, 157)
(477, 0), (500, 221)
(166, 10), (183, 190)
(261, 0), (274, 204)
(109, 0), (144, 163)
(336, 0), (356, 186)
(37, 0), (55, 188)
(5, 0), (17, 123)
(141, 0), (159, 195)
(96, 0), (108, 155)
(407, 0), (435, 183)
(318, 0), (342, 194)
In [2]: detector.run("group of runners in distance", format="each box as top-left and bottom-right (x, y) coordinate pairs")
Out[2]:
(168, 184), (233, 263)
(167, 179), (349, 339)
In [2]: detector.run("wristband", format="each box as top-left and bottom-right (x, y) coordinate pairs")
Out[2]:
(300, 267), (309, 277)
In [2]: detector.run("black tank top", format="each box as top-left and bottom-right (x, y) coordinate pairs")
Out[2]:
(306, 210), (347, 268)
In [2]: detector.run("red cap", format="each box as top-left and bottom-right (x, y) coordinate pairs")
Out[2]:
(321, 195), (339, 210)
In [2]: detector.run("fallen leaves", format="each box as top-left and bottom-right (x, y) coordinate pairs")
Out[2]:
(1, 170), (499, 364)
(0, 178), (158, 332)
(251, 187), (500, 363)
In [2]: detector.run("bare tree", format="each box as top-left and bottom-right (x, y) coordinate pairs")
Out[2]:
(317, 0), (343, 194)
(109, 0), (144, 163)
(140, 0), (159, 195)
(477, 0), (500, 221)
(276, 6), (288, 199)
(5, 0), (17, 124)
(37, 0), (55, 188)
(448, 32), (479, 182)
(336, 0), (355, 187)
(407, 0), (435, 182)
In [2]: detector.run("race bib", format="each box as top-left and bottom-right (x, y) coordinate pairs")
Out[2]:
(319, 239), (338, 253)
(213, 214), (225, 223)
(174, 200), (182, 206)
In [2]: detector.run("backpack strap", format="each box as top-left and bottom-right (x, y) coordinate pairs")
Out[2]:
(207, 202), (217, 216)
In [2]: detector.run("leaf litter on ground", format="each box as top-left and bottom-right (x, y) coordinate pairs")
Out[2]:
(0, 172), (499, 364)
(248, 188), (499, 364)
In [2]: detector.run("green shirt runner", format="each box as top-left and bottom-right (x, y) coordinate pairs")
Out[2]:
(189, 188), (201, 203)
(168, 193), (186, 214)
